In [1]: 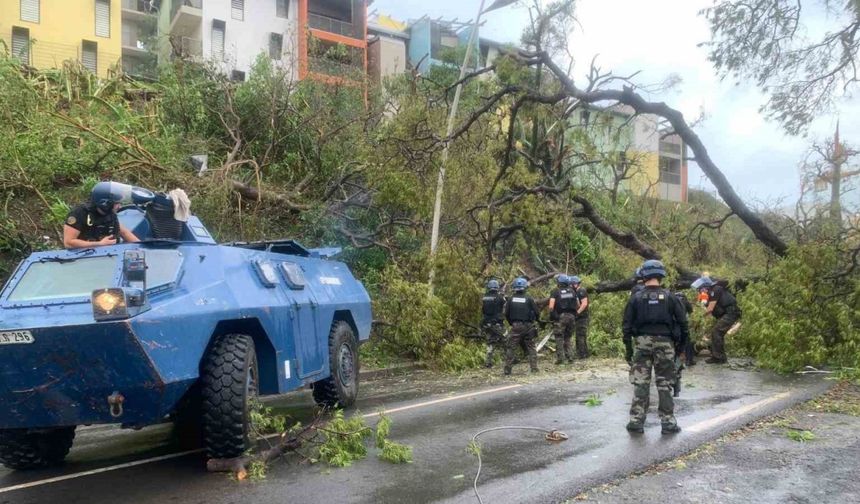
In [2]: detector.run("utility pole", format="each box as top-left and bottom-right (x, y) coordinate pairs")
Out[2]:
(427, 0), (517, 292)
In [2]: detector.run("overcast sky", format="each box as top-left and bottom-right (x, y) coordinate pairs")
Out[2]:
(372, 0), (860, 206)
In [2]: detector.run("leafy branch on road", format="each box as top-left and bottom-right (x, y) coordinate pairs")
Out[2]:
(208, 408), (412, 481)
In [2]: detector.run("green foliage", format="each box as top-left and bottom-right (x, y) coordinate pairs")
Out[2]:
(584, 292), (627, 358)
(246, 460), (268, 481)
(735, 245), (860, 373)
(583, 394), (603, 407)
(375, 413), (391, 449)
(317, 411), (412, 467)
(379, 440), (413, 464)
(318, 410), (372, 468)
(437, 338), (487, 372)
(249, 401), (288, 436)
(467, 440), (481, 457)
(786, 430), (815, 443)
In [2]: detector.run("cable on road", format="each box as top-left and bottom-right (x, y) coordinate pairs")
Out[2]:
(470, 426), (569, 504)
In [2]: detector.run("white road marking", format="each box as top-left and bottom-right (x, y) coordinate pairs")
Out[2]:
(360, 384), (523, 419)
(686, 391), (791, 434)
(0, 449), (204, 494)
(0, 384), (523, 494)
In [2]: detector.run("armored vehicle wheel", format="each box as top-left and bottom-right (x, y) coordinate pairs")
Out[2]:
(312, 321), (359, 408)
(201, 333), (258, 459)
(0, 427), (76, 470)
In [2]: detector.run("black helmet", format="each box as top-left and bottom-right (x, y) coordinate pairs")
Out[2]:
(91, 181), (124, 214)
(639, 259), (666, 280)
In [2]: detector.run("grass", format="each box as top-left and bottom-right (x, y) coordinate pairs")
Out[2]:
(785, 429), (816, 442)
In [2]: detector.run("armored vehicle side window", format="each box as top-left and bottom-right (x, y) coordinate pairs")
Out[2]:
(7, 256), (118, 302)
(143, 249), (184, 292)
(253, 260), (280, 287)
(280, 262), (306, 290)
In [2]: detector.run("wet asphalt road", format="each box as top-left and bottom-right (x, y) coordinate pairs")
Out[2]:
(0, 360), (830, 504)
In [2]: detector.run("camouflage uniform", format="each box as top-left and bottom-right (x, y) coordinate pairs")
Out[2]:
(574, 285), (590, 359)
(550, 286), (579, 363)
(482, 321), (506, 367)
(622, 284), (688, 433)
(553, 313), (576, 364)
(506, 322), (538, 373)
(629, 335), (677, 428)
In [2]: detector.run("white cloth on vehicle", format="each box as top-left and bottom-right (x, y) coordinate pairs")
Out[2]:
(168, 189), (191, 222)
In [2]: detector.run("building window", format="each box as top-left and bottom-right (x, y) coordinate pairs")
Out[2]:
(276, 0), (289, 18)
(82, 40), (98, 74)
(211, 20), (226, 61)
(95, 0), (111, 38)
(231, 70), (246, 82)
(269, 33), (283, 60)
(11, 27), (30, 64)
(20, 0), (39, 23)
(231, 0), (244, 21)
(659, 157), (681, 185)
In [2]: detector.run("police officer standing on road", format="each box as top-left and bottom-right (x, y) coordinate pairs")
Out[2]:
(622, 260), (688, 435)
(548, 275), (578, 365)
(570, 276), (590, 359)
(63, 183), (140, 248)
(692, 276), (741, 365)
(481, 279), (506, 368)
(504, 277), (540, 375)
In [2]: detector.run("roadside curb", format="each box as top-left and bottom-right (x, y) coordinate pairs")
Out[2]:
(359, 362), (425, 380)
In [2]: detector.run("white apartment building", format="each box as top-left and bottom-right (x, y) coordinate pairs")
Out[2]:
(160, 0), (300, 81)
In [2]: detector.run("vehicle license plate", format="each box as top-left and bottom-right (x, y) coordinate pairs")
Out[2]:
(0, 330), (34, 345)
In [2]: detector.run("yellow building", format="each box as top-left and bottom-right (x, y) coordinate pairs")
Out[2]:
(1, 0), (122, 77)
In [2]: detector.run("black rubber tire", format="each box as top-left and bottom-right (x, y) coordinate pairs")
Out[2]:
(200, 333), (258, 459)
(0, 427), (76, 470)
(312, 321), (359, 408)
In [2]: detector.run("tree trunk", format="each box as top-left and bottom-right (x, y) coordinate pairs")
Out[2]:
(534, 53), (790, 257)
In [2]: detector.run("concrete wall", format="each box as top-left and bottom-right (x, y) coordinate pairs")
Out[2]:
(0, 0), (122, 77)
(368, 35), (406, 83)
(201, 0), (299, 79)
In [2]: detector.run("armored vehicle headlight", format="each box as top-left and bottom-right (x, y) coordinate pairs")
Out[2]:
(92, 288), (128, 320)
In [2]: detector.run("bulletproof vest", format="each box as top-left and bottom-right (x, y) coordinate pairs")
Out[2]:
(712, 287), (738, 317)
(632, 288), (675, 337)
(481, 293), (504, 321)
(80, 206), (119, 242)
(507, 294), (533, 322)
(555, 288), (579, 313)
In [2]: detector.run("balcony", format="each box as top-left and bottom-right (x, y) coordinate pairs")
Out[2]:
(122, 0), (156, 22)
(308, 13), (362, 40)
(170, 0), (203, 37)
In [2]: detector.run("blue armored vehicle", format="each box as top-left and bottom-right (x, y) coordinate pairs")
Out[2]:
(0, 183), (372, 469)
